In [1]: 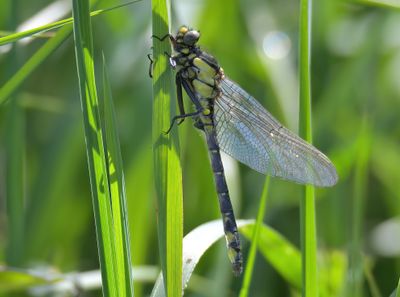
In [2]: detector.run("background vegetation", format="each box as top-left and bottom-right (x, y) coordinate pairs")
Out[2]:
(1, 0), (400, 296)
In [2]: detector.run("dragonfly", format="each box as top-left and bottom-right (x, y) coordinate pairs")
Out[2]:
(153, 25), (338, 276)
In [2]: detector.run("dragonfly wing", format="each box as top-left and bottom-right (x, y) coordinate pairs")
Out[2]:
(214, 77), (338, 187)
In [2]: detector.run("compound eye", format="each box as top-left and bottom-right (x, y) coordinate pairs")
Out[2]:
(183, 30), (200, 45)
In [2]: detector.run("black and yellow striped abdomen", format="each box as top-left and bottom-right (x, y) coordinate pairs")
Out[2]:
(204, 125), (242, 276)
(176, 51), (243, 275)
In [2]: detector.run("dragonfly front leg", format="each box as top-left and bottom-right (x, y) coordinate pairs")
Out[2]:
(147, 52), (176, 78)
(147, 53), (154, 78)
(151, 33), (177, 68)
(151, 33), (173, 42)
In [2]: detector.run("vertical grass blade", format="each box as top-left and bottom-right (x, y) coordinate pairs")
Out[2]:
(100, 55), (134, 297)
(5, 100), (25, 266)
(239, 176), (270, 297)
(348, 119), (370, 297)
(72, 0), (115, 295)
(151, 1), (183, 296)
(298, 0), (317, 296)
(4, 0), (25, 267)
(72, 1), (133, 296)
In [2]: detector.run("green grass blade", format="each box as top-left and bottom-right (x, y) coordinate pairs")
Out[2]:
(4, 1), (25, 266)
(0, 27), (71, 106)
(0, 266), (157, 294)
(240, 223), (302, 289)
(348, 119), (370, 297)
(0, 0), (145, 47)
(364, 259), (382, 297)
(0, 19), (72, 47)
(100, 55), (134, 296)
(318, 250), (347, 296)
(239, 176), (270, 297)
(5, 100), (25, 266)
(355, 0), (400, 9)
(151, 2), (183, 296)
(299, 0), (317, 296)
(0, 0), (147, 106)
(72, 1), (119, 296)
(0, 268), (52, 294)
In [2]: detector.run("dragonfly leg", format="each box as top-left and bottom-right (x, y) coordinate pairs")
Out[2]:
(181, 79), (204, 111)
(147, 54), (153, 78)
(164, 110), (202, 135)
(151, 33), (177, 68)
(151, 33), (172, 42)
(176, 75), (186, 116)
(148, 51), (176, 74)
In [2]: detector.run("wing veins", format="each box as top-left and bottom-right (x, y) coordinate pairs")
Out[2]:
(213, 77), (337, 186)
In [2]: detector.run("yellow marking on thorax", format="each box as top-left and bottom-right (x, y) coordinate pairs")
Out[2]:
(193, 58), (217, 81)
(193, 57), (217, 86)
(192, 79), (214, 98)
(191, 57), (218, 99)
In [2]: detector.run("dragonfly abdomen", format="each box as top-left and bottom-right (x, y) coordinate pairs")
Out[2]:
(204, 126), (243, 276)
(187, 53), (243, 275)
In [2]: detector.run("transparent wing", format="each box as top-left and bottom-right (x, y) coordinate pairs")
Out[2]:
(214, 77), (338, 187)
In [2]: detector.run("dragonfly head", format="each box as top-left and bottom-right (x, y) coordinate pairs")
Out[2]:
(173, 26), (200, 51)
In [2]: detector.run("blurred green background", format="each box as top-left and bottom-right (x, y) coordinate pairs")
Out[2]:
(1, 0), (400, 296)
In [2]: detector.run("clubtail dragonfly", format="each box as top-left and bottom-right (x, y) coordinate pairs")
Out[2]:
(153, 26), (338, 276)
